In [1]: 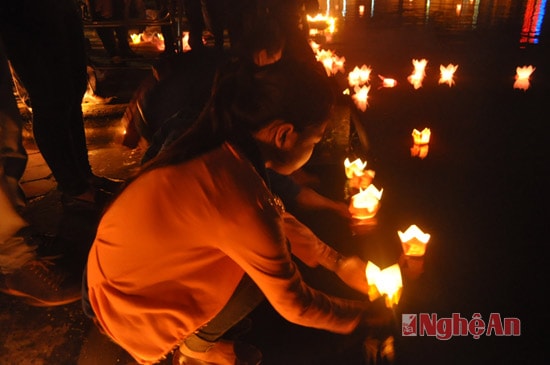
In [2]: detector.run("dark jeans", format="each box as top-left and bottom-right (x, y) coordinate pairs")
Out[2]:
(185, 274), (265, 350)
(0, 0), (93, 196)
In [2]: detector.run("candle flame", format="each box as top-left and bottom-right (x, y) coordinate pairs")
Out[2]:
(439, 64), (458, 87)
(514, 65), (535, 91)
(407, 58), (428, 89)
(365, 262), (403, 308)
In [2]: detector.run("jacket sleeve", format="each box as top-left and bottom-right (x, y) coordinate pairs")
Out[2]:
(282, 211), (342, 269)
(215, 186), (367, 335)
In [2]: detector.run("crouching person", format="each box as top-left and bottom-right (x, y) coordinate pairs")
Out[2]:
(83, 59), (392, 365)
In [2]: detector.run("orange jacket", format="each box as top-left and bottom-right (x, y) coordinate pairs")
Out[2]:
(86, 142), (366, 364)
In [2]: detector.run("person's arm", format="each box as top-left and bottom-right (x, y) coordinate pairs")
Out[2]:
(214, 155), (391, 334)
(267, 168), (351, 219)
(282, 213), (369, 296)
(294, 185), (352, 219)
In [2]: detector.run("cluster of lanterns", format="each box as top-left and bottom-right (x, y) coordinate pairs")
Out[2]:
(309, 31), (536, 308)
(344, 156), (431, 308)
(310, 41), (537, 116)
(312, 17), (535, 308)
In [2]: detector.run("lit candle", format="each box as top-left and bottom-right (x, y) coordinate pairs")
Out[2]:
(410, 128), (431, 159)
(130, 33), (142, 44)
(398, 224), (431, 257)
(439, 64), (458, 87)
(412, 128), (431, 145)
(407, 58), (428, 89)
(514, 65), (535, 91)
(316, 49), (346, 76)
(366, 261), (403, 308)
(344, 158), (367, 178)
(349, 184), (383, 219)
(348, 65), (372, 87)
(344, 158), (375, 190)
(352, 85), (370, 112)
(378, 75), (397, 88)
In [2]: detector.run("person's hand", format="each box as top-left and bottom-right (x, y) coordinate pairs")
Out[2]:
(329, 200), (352, 220)
(334, 255), (369, 296)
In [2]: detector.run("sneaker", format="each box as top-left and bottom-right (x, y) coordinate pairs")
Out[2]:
(0, 257), (81, 307)
(173, 340), (262, 365)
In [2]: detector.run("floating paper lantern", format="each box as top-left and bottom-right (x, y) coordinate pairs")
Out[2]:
(407, 59), (428, 89)
(352, 85), (370, 112)
(366, 261), (403, 308)
(412, 128), (431, 145)
(379, 75), (397, 88)
(514, 65), (535, 91)
(344, 158), (367, 178)
(410, 128), (431, 159)
(439, 64), (458, 87)
(348, 65), (372, 87)
(315, 49), (346, 76)
(344, 158), (375, 190)
(349, 184), (383, 219)
(398, 225), (431, 257)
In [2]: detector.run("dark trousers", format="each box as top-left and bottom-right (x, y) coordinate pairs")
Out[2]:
(0, 0), (93, 196)
(185, 274), (265, 350)
(91, 0), (133, 57)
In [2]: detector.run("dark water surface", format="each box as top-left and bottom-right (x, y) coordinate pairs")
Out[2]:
(246, 1), (548, 364)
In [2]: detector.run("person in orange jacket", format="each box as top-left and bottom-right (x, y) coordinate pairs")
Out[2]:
(83, 58), (392, 365)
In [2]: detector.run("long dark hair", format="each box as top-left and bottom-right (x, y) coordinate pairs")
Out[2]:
(140, 58), (334, 175)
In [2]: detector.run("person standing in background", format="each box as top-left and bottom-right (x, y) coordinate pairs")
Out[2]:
(0, 37), (81, 307)
(0, 0), (123, 213)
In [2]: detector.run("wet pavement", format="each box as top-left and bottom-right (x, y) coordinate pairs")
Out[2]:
(1, 1), (549, 364)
